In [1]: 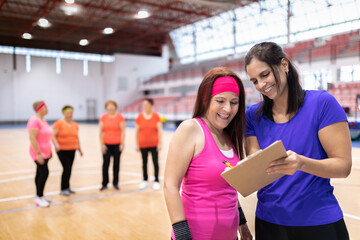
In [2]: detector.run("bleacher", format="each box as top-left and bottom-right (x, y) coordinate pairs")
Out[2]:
(327, 82), (360, 116)
(121, 94), (182, 120)
(121, 30), (360, 122)
(163, 92), (198, 121)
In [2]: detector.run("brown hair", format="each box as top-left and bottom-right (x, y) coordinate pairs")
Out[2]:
(192, 67), (246, 159)
(244, 42), (304, 121)
(32, 100), (45, 112)
(104, 100), (118, 109)
(144, 98), (154, 105)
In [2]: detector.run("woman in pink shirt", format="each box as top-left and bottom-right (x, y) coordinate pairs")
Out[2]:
(27, 101), (55, 207)
(164, 67), (252, 240)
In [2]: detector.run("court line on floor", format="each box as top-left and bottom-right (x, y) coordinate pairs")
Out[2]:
(0, 160), (166, 176)
(0, 175), (163, 203)
(0, 170), (143, 183)
(0, 181), (145, 214)
(0, 165), (100, 176)
(344, 213), (360, 221)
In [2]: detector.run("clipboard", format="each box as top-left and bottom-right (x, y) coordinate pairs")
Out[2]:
(221, 140), (287, 197)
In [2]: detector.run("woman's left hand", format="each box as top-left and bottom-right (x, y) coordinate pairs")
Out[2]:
(267, 150), (303, 175)
(157, 144), (162, 152)
(238, 224), (252, 240)
(120, 143), (124, 152)
(55, 143), (60, 152)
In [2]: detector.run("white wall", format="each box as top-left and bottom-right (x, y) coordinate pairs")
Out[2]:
(104, 49), (169, 112)
(0, 46), (168, 122)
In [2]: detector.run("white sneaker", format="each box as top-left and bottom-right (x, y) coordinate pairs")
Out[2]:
(35, 196), (50, 207)
(43, 196), (52, 203)
(152, 181), (161, 190)
(138, 181), (148, 190)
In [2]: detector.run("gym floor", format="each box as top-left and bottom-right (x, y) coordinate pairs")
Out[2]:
(0, 124), (359, 239)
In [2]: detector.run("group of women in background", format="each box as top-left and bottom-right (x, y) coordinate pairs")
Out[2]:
(27, 98), (162, 208)
(27, 102), (82, 207)
(99, 99), (162, 191)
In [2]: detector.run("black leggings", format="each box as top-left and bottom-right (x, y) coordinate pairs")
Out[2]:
(140, 147), (159, 182)
(57, 150), (76, 190)
(255, 217), (349, 240)
(102, 144), (121, 187)
(34, 158), (50, 197)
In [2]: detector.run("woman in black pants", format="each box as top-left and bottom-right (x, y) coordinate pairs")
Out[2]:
(135, 98), (163, 190)
(27, 101), (54, 207)
(99, 100), (126, 191)
(53, 105), (83, 196)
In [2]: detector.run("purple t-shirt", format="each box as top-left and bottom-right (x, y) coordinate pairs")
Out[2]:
(246, 90), (347, 226)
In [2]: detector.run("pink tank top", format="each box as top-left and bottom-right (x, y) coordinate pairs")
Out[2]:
(172, 118), (240, 240)
(27, 116), (53, 160)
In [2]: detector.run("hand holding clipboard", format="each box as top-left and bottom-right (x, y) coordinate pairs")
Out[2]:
(221, 140), (287, 197)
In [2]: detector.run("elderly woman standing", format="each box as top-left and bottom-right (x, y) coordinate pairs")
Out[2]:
(53, 105), (83, 196)
(99, 100), (125, 191)
(27, 101), (54, 207)
(135, 98), (163, 191)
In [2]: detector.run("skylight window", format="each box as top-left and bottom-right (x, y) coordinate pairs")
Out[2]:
(170, 0), (360, 64)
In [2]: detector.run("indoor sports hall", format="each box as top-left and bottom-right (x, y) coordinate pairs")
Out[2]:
(0, 0), (360, 239)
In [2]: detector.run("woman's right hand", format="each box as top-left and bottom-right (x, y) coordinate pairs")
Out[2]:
(101, 144), (107, 154)
(37, 154), (45, 165)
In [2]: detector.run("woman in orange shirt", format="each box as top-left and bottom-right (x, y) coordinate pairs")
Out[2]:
(53, 105), (83, 196)
(99, 100), (125, 191)
(135, 98), (163, 190)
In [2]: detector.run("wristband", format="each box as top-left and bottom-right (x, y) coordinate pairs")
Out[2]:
(238, 207), (247, 225)
(100, 140), (104, 144)
(172, 220), (192, 240)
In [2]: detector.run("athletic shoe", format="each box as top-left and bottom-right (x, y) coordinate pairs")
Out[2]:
(34, 196), (50, 207)
(68, 189), (75, 194)
(152, 181), (161, 190)
(100, 186), (107, 191)
(138, 181), (148, 190)
(60, 189), (71, 196)
(43, 196), (52, 203)
(113, 185), (119, 190)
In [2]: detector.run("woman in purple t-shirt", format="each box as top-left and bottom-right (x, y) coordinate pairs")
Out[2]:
(244, 42), (351, 240)
(27, 101), (54, 208)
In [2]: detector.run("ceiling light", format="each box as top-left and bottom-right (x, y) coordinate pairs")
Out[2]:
(38, 18), (51, 28)
(79, 39), (89, 46)
(137, 10), (149, 19)
(103, 27), (114, 34)
(61, 3), (80, 15)
(65, 0), (75, 3)
(22, 33), (32, 40)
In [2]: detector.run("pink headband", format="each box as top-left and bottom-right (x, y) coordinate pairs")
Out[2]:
(211, 76), (239, 97)
(36, 103), (46, 112)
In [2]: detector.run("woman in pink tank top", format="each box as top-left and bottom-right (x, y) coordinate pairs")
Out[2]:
(164, 67), (253, 240)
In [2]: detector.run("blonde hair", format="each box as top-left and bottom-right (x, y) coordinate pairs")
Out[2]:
(104, 100), (118, 109)
(32, 101), (45, 112)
